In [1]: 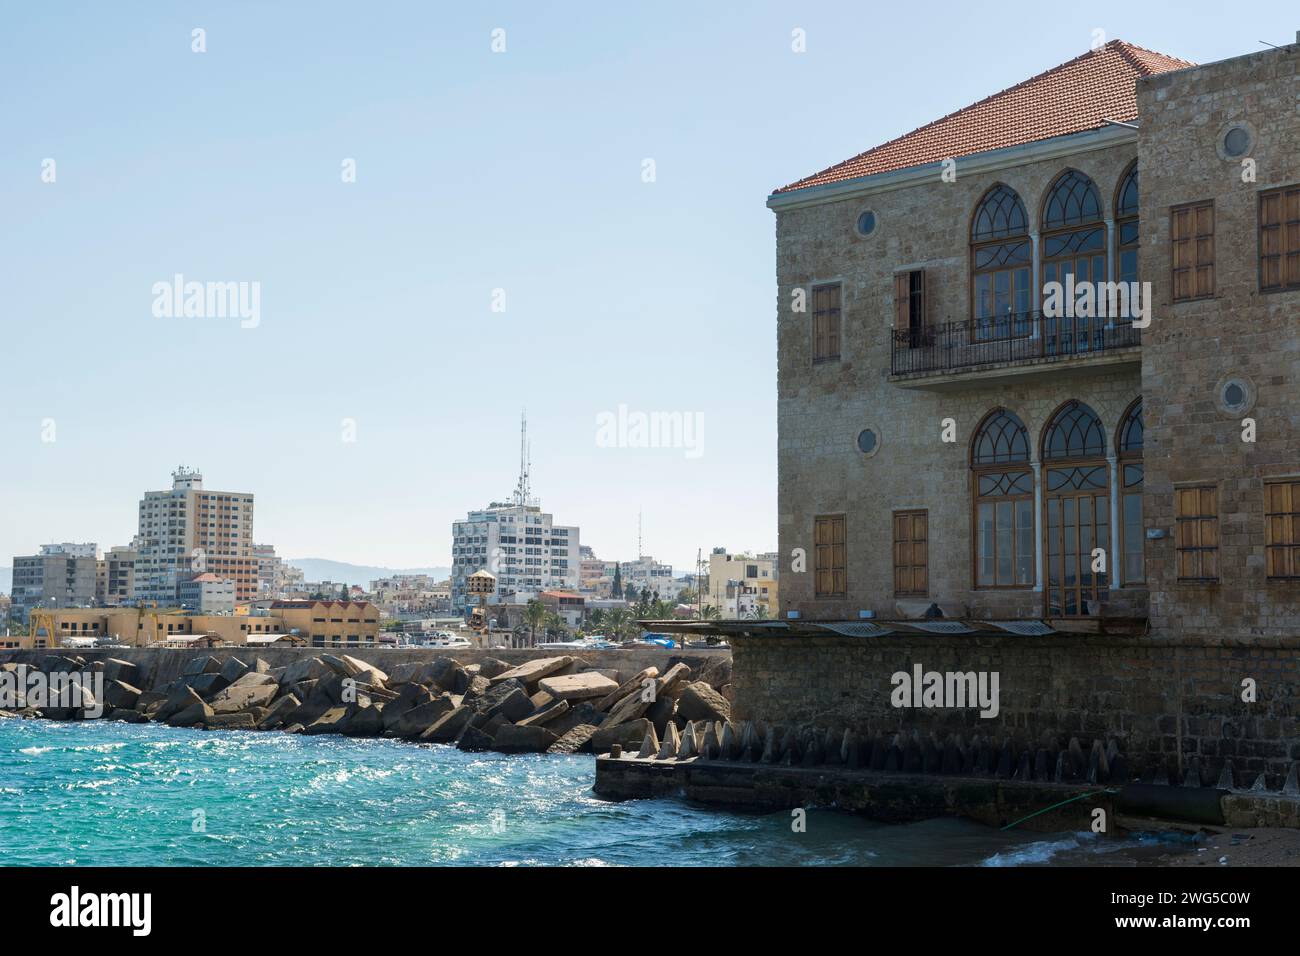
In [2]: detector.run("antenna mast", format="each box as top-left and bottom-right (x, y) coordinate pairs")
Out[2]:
(513, 410), (531, 506)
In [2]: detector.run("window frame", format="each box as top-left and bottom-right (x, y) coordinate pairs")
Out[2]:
(1115, 162), (1140, 292)
(1171, 200), (1216, 302)
(813, 514), (847, 597)
(892, 509), (929, 597)
(969, 409), (1034, 590)
(1174, 484), (1220, 583)
(1039, 170), (1108, 317)
(811, 282), (842, 365)
(1116, 397), (1145, 587)
(970, 185), (1032, 338)
(893, 269), (928, 348)
(1264, 479), (1300, 580)
(1258, 184), (1300, 294)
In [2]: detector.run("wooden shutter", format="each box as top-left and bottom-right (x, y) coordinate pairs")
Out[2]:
(1260, 186), (1300, 292)
(812, 284), (841, 363)
(1175, 485), (1219, 581)
(1172, 202), (1214, 301)
(1171, 207), (1191, 301)
(893, 273), (910, 331)
(1265, 480), (1300, 579)
(1194, 204), (1215, 298)
(893, 510), (928, 596)
(814, 515), (847, 597)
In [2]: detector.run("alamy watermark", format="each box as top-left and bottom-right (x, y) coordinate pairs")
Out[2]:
(595, 404), (704, 459)
(50, 886), (151, 936)
(1, 666), (104, 717)
(891, 663), (1000, 718)
(151, 274), (260, 329)
(1041, 277), (1151, 328)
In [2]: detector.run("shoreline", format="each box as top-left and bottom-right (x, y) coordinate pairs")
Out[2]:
(5, 647), (1298, 867)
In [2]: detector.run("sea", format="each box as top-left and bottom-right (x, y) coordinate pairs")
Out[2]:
(0, 718), (1172, 867)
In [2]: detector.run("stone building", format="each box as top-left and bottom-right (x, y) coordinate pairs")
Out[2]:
(769, 38), (1300, 638)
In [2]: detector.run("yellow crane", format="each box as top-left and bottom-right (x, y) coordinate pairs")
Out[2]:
(28, 610), (56, 649)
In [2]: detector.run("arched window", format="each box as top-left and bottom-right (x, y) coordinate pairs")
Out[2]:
(1041, 170), (1107, 353)
(1042, 400), (1106, 460)
(1041, 401), (1109, 616)
(970, 185), (1032, 341)
(1117, 398), (1144, 585)
(971, 409), (1033, 587)
(1116, 163), (1139, 291)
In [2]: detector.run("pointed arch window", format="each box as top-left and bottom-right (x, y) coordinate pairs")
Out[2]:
(1042, 170), (1107, 352)
(1117, 398), (1144, 585)
(971, 185), (1032, 341)
(1041, 401), (1109, 615)
(1116, 163), (1139, 290)
(971, 409), (1033, 588)
(1042, 400), (1106, 460)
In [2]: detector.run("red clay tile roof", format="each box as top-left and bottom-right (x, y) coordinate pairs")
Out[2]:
(774, 40), (1194, 194)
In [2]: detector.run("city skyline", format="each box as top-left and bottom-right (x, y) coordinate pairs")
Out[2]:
(2, 2), (1282, 573)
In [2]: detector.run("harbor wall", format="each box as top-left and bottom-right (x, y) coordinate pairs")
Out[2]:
(0, 645), (728, 699)
(732, 633), (1300, 790)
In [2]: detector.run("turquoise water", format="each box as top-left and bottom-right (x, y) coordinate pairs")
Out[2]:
(0, 718), (1097, 866)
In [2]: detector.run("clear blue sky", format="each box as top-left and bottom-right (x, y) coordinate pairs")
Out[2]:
(0, 1), (1280, 572)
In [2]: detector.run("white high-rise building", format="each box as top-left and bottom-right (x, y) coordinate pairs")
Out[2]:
(451, 503), (581, 609)
(450, 413), (580, 610)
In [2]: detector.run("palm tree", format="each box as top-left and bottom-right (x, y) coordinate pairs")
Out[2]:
(747, 604), (771, 620)
(543, 611), (565, 638)
(523, 599), (547, 645)
(701, 604), (722, 621)
(604, 608), (634, 641)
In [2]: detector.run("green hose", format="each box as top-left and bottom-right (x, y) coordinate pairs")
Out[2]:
(1000, 788), (1118, 831)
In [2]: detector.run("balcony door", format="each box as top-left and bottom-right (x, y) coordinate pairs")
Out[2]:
(1040, 170), (1107, 356)
(1044, 467), (1110, 616)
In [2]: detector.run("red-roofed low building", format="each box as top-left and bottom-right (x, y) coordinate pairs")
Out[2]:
(769, 37), (1300, 642)
(539, 590), (586, 627)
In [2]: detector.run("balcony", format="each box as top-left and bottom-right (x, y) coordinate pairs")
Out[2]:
(890, 312), (1141, 389)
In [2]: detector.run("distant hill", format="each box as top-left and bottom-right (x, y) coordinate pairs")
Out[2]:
(285, 559), (451, 588)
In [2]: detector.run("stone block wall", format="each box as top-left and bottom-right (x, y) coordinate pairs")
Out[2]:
(774, 136), (1146, 620)
(1137, 42), (1300, 637)
(732, 633), (1300, 788)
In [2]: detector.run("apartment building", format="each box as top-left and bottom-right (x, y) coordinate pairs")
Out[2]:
(9, 543), (99, 623)
(770, 38), (1300, 637)
(95, 546), (138, 606)
(451, 501), (581, 610)
(133, 467), (257, 604)
(707, 548), (779, 618)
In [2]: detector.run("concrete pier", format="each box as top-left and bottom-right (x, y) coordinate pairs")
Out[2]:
(594, 755), (1115, 832)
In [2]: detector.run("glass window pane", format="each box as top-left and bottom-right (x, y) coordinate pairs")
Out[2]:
(978, 503), (994, 585)
(1016, 499), (1034, 585)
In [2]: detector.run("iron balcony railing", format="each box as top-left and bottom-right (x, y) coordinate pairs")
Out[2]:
(890, 311), (1142, 376)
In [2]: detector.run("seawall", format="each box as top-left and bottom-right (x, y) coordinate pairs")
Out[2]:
(0, 645), (726, 697)
(731, 631), (1300, 791)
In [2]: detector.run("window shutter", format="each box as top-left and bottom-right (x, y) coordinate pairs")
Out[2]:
(893, 273), (909, 331)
